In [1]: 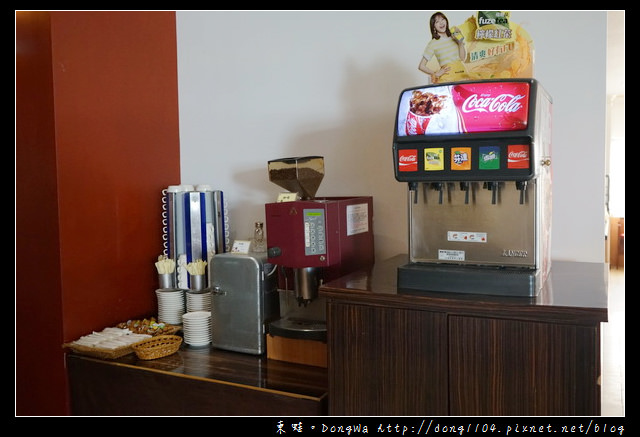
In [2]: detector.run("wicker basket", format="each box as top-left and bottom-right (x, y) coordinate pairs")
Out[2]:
(62, 342), (137, 360)
(131, 335), (182, 360)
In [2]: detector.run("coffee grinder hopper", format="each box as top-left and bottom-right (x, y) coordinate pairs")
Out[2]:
(268, 156), (324, 200)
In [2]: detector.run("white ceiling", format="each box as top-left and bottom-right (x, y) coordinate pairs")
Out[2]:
(607, 10), (625, 97)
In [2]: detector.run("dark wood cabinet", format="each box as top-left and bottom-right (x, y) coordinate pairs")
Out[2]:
(66, 346), (328, 416)
(448, 316), (601, 415)
(320, 255), (608, 416)
(328, 303), (448, 416)
(66, 256), (607, 417)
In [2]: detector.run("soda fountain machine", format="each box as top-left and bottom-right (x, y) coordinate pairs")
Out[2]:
(393, 79), (552, 297)
(264, 156), (374, 362)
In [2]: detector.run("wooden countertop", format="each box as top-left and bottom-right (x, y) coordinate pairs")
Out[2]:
(69, 343), (328, 400)
(320, 255), (608, 325)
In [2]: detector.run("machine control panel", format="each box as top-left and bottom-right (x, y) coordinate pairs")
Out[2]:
(303, 209), (326, 256)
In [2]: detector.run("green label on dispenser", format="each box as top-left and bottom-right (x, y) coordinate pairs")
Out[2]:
(479, 146), (500, 170)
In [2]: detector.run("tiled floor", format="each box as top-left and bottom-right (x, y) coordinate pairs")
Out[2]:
(601, 266), (625, 416)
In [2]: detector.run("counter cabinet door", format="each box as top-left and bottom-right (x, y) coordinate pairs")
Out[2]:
(327, 301), (448, 416)
(448, 315), (601, 416)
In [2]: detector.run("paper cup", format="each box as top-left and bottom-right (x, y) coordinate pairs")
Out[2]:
(405, 110), (432, 135)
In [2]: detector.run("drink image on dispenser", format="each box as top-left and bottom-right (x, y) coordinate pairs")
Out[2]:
(405, 90), (447, 135)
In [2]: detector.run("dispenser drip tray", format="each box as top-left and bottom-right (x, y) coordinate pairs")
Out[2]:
(269, 318), (327, 342)
(398, 263), (542, 297)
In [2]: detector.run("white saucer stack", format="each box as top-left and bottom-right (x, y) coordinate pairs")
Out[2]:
(182, 311), (211, 347)
(186, 290), (212, 312)
(156, 289), (185, 325)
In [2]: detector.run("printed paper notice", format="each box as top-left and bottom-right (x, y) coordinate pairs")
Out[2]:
(231, 240), (251, 254)
(346, 204), (369, 236)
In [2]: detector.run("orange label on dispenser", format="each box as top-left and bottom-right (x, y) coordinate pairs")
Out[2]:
(451, 147), (471, 170)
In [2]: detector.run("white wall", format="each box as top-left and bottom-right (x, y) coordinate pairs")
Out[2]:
(608, 95), (625, 218)
(176, 10), (606, 263)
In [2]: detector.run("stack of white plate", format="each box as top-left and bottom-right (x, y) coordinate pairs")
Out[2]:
(182, 311), (211, 347)
(156, 288), (185, 325)
(186, 290), (212, 312)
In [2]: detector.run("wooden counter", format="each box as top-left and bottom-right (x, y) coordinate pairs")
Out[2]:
(67, 345), (328, 416)
(320, 255), (608, 416)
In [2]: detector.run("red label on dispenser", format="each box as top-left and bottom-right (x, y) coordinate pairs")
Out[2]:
(398, 149), (418, 172)
(507, 144), (530, 169)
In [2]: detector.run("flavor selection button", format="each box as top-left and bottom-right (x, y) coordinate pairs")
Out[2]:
(447, 231), (487, 243)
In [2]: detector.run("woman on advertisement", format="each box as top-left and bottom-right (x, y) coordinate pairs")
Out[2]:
(419, 12), (469, 83)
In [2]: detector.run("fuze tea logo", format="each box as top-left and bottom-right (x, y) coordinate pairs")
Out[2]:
(424, 148), (444, 171)
(479, 146), (500, 170)
(398, 149), (418, 172)
(476, 11), (512, 40)
(477, 11), (511, 28)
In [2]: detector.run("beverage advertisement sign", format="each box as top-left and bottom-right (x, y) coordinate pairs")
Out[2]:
(397, 81), (530, 136)
(418, 11), (534, 84)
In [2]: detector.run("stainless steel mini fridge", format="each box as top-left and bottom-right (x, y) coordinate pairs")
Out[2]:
(209, 252), (280, 355)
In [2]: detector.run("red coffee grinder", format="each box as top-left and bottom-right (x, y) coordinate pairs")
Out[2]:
(264, 156), (374, 365)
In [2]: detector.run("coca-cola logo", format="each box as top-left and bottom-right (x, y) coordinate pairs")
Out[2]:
(461, 93), (525, 114)
(399, 154), (417, 163)
(398, 149), (418, 172)
(508, 150), (528, 159)
(507, 144), (529, 169)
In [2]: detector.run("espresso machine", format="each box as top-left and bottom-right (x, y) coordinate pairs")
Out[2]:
(265, 156), (374, 356)
(393, 79), (552, 297)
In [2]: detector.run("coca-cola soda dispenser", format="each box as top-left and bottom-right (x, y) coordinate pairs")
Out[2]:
(393, 79), (552, 297)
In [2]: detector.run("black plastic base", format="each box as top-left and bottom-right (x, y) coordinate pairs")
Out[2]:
(269, 318), (327, 341)
(397, 263), (541, 297)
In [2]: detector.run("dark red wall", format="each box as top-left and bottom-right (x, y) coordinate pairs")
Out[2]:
(16, 11), (181, 415)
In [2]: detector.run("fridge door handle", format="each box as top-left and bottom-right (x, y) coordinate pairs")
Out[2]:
(211, 285), (226, 296)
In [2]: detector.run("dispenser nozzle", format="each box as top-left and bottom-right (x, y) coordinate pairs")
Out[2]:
(409, 182), (418, 204)
(516, 181), (528, 205)
(484, 182), (499, 205)
(432, 182), (444, 204)
(460, 182), (470, 204)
